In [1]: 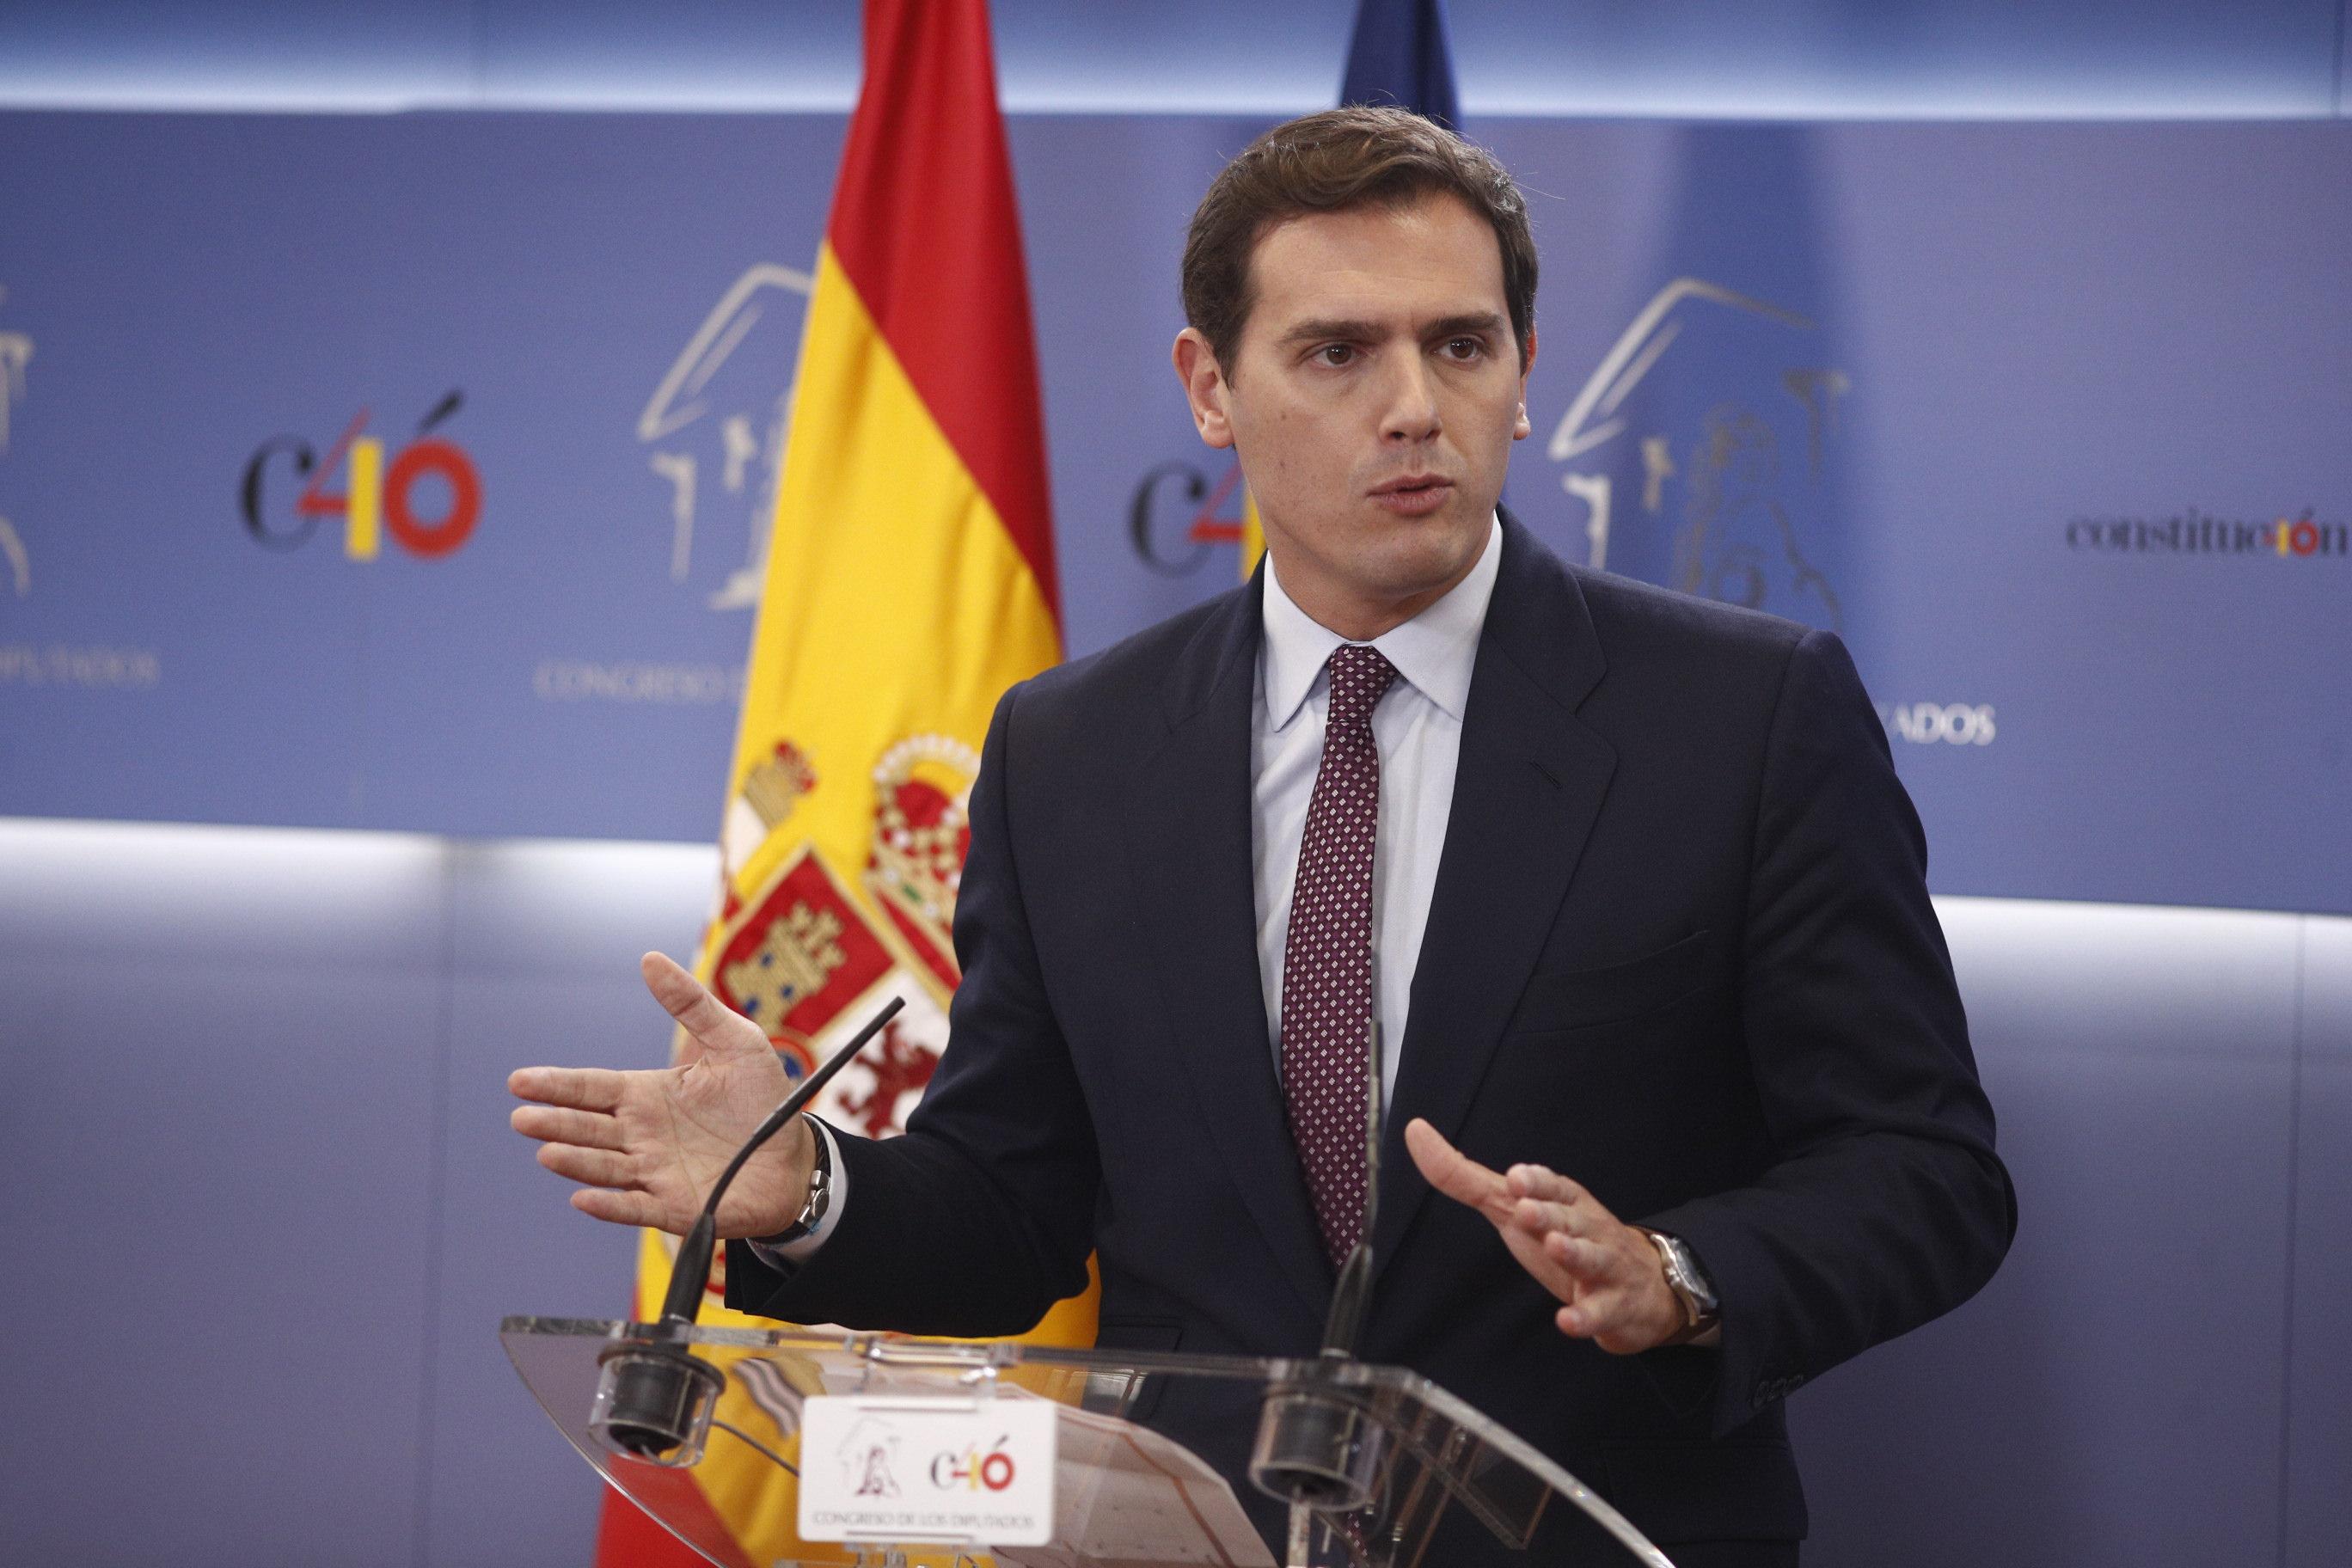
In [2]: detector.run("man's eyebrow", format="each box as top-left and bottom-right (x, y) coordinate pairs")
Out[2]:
(1273, 310), (1509, 346)
(1275, 316), (1381, 346)
(1423, 311), (1509, 340)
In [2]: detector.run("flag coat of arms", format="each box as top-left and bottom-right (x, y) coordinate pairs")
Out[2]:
(597, 3), (1093, 1562)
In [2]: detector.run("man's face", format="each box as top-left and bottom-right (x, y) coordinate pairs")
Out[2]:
(1174, 191), (1533, 637)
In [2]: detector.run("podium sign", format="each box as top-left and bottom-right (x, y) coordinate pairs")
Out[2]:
(799, 1395), (1057, 1547)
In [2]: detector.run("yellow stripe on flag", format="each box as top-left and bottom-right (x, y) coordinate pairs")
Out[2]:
(722, 242), (1058, 910)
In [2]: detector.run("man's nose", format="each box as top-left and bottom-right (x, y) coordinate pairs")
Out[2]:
(1380, 352), (1442, 444)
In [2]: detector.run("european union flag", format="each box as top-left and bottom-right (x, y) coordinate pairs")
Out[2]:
(1339, 0), (1461, 131)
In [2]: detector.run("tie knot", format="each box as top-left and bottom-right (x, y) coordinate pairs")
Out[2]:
(1325, 644), (1398, 730)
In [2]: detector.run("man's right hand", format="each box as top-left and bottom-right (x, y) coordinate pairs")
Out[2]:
(508, 952), (814, 1240)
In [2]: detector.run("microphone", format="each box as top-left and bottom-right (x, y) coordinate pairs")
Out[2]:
(1250, 969), (1390, 1514)
(591, 995), (905, 1464)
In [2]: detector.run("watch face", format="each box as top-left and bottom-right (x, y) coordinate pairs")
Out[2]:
(1683, 1250), (1721, 1316)
(1658, 1235), (1718, 1314)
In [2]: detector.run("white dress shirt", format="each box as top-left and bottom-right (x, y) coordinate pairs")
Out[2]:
(758, 516), (1504, 1265)
(1253, 516), (1501, 1105)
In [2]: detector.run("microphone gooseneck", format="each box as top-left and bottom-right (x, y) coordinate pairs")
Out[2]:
(594, 994), (905, 1462)
(1252, 969), (1390, 1514)
(655, 994), (906, 1328)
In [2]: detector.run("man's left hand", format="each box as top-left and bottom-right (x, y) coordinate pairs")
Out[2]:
(1404, 1117), (1690, 1354)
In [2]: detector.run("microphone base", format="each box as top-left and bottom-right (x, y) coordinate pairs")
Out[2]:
(590, 1333), (726, 1467)
(1249, 1374), (1388, 1515)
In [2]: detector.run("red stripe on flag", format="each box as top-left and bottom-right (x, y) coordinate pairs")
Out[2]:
(828, 0), (1061, 623)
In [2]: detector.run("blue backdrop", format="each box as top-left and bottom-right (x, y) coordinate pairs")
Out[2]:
(1, 111), (2346, 912)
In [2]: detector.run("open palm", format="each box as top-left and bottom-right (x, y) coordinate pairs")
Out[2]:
(509, 952), (815, 1240)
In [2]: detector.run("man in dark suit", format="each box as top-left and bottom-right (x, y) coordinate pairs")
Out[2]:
(512, 108), (2013, 1565)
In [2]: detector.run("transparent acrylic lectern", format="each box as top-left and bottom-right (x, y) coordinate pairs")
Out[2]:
(503, 1316), (1674, 1568)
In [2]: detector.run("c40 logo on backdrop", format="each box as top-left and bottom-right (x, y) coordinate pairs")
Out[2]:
(1126, 459), (1252, 578)
(239, 389), (481, 560)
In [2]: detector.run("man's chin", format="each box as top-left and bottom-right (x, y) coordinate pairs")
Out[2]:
(1351, 526), (1489, 605)
(1366, 503), (1491, 563)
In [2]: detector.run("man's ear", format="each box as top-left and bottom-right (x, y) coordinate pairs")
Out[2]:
(1513, 328), (1538, 441)
(1172, 328), (1236, 450)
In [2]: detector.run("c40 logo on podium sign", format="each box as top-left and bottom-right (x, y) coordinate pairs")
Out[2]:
(798, 1396), (1057, 1547)
(239, 389), (481, 560)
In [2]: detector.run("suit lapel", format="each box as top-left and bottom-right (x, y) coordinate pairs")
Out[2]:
(1373, 516), (1616, 1291)
(1126, 575), (1334, 1325)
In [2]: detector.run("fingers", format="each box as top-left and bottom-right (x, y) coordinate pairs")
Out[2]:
(570, 1185), (669, 1228)
(528, 1122), (666, 1223)
(1406, 1126), (1675, 1351)
(1510, 1193), (1597, 1244)
(1542, 1230), (1683, 1353)
(1555, 1290), (1651, 1347)
(1505, 1163), (1591, 1206)
(1558, 1301), (1610, 1338)
(1541, 1228), (1613, 1278)
(536, 1140), (640, 1190)
(507, 1064), (627, 1112)
(1542, 1238), (1631, 1340)
(1504, 1165), (1595, 1237)
(1404, 1118), (1512, 1220)
(1526, 1203), (1643, 1304)
(512, 1088), (639, 1191)
(641, 951), (767, 1059)
(640, 949), (703, 1014)
(510, 1103), (624, 1150)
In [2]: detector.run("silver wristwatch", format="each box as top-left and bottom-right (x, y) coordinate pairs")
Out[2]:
(1638, 1228), (1721, 1344)
(763, 1116), (832, 1245)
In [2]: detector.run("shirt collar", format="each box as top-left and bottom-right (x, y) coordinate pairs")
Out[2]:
(1261, 513), (1502, 733)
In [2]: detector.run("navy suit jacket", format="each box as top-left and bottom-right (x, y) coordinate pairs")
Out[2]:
(728, 512), (2015, 1557)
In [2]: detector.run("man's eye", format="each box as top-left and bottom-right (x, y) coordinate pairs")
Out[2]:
(1442, 337), (1485, 360)
(1315, 344), (1356, 367)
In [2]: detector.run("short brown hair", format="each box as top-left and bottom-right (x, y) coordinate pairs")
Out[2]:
(1180, 106), (1537, 374)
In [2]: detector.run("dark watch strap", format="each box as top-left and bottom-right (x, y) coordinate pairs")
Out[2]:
(756, 1114), (832, 1246)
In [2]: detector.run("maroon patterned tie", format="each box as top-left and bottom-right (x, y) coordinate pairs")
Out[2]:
(1281, 643), (1399, 1266)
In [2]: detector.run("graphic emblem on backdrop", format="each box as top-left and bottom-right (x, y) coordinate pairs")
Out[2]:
(1127, 458), (1254, 577)
(1550, 278), (1844, 630)
(0, 284), (30, 599)
(0, 290), (29, 458)
(0, 516), (23, 600)
(637, 263), (813, 611)
(239, 391), (481, 561)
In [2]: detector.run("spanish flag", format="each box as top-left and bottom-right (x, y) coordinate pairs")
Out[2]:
(596, 3), (1093, 1562)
